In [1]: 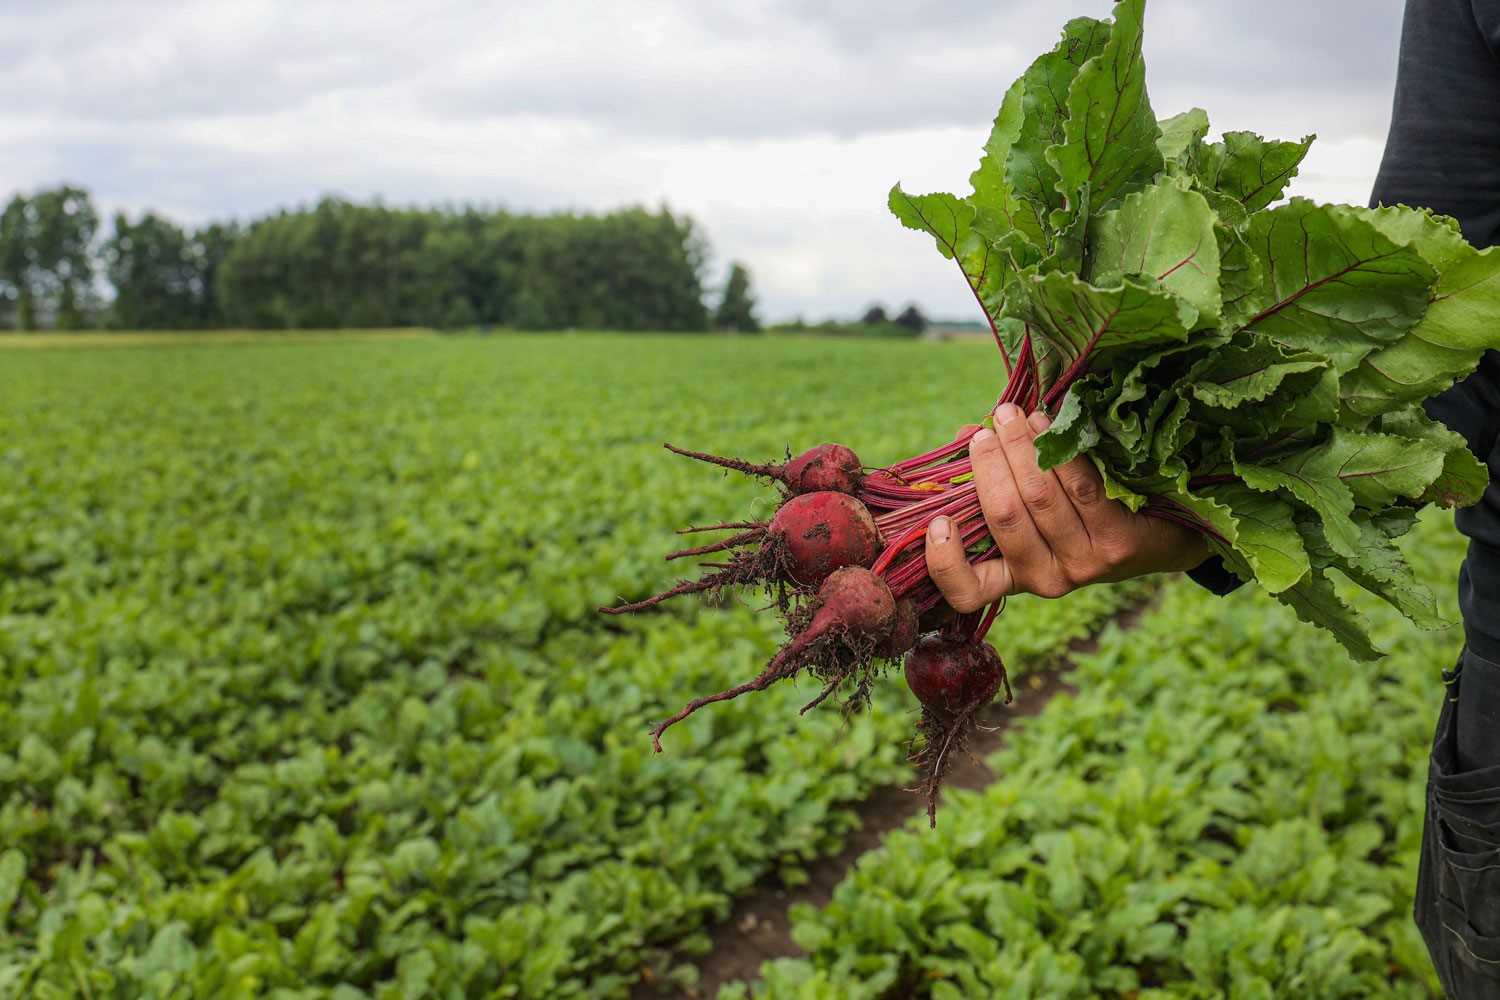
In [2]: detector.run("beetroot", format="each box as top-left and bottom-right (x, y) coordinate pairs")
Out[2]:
(601, 429), (1030, 824)
(767, 491), (880, 587)
(648, 566), (897, 750)
(904, 635), (1012, 826)
(904, 635), (1006, 722)
(663, 441), (864, 496)
(781, 443), (864, 495)
(874, 598), (919, 660)
(598, 492), (880, 614)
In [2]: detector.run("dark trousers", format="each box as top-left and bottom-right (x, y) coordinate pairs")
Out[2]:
(1415, 647), (1500, 998)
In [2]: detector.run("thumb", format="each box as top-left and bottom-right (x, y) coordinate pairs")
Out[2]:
(923, 516), (1013, 613)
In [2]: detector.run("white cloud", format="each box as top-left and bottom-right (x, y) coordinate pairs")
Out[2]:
(0, 0), (1408, 321)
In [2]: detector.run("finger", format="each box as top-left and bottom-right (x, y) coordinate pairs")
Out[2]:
(1049, 450), (1132, 541)
(993, 405), (1088, 551)
(968, 423), (1043, 553)
(1025, 410), (1130, 531)
(923, 515), (1015, 612)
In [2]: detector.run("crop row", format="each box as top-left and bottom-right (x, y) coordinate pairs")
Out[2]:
(0, 335), (1133, 998)
(723, 510), (1465, 999)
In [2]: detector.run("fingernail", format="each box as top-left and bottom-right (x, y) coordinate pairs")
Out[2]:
(1028, 410), (1051, 432)
(972, 427), (995, 446)
(996, 403), (1022, 424)
(929, 516), (951, 544)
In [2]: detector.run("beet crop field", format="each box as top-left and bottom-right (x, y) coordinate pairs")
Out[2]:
(0, 333), (1459, 998)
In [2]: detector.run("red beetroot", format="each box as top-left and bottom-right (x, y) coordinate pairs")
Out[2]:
(904, 635), (1012, 826)
(767, 491), (880, 588)
(663, 442), (864, 496)
(905, 635), (1006, 722)
(782, 443), (864, 495)
(874, 599), (920, 660)
(649, 566), (896, 750)
(599, 492), (880, 614)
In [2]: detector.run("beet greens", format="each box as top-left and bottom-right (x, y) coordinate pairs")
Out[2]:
(601, 0), (1499, 818)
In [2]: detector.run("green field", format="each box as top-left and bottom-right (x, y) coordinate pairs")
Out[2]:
(0, 334), (1459, 997)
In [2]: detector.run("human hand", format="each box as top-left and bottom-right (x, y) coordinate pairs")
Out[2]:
(923, 402), (1210, 610)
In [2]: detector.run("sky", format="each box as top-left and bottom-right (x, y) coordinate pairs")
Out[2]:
(0, 0), (1409, 324)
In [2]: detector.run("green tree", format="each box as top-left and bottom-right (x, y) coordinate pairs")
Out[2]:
(510, 207), (708, 332)
(0, 186), (100, 329)
(713, 261), (759, 332)
(218, 199), (434, 328)
(187, 222), (240, 327)
(209, 199), (712, 332)
(29, 185), (99, 329)
(104, 211), (195, 329)
(0, 195), (31, 329)
(894, 304), (928, 334)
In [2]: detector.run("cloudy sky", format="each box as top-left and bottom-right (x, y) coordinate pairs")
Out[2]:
(1, 0), (1408, 324)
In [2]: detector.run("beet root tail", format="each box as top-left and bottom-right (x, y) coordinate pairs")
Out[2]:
(664, 527), (765, 561)
(649, 655), (800, 752)
(648, 608), (839, 750)
(663, 442), (782, 482)
(597, 560), (755, 614)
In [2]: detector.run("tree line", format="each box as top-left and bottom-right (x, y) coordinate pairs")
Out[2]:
(0, 185), (760, 333)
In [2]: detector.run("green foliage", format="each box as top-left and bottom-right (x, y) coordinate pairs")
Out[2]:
(0, 185), (99, 330)
(725, 511), (1464, 1000)
(103, 212), (235, 330)
(714, 262), (760, 333)
(210, 200), (710, 333)
(889, 0), (1496, 658)
(0, 335), (1133, 998)
(0, 186), (715, 333)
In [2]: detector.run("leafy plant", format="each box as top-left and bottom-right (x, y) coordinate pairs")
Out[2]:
(891, 0), (1498, 658)
(0, 336), (1136, 998)
(722, 510), (1464, 1000)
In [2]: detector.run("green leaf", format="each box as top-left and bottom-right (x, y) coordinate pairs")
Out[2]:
(969, 78), (1047, 251)
(1306, 515), (1448, 630)
(0, 850), (24, 926)
(888, 186), (993, 319)
(1339, 205), (1500, 417)
(1099, 341), (1210, 460)
(1217, 224), (1265, 329)
(1239, 199), (1436, 372)
(1187, 484), (1311, 594)
(1157, 108), (1211, 165)
(1185, 339), (1326, 411)
(1375, 408), (1490, 508)
(1148, 396), (1197, 467)
(1048, 0), (1163, 223)
(1196, 132), (1314, 213)
(1005, 16), (1113, 238)
(1098, 461), (1150, 511)
(1276, 567), (1383, 661)
(1295, 427), (1446, 508)
(888, 186), (973, 263)
(1283, 367), (1343, 427)
(1086, 182), (1223, 324)
(1234, 453), (1362, 562)
(1010, 272), (1195, 379)
(1036, 380), (1104, 469)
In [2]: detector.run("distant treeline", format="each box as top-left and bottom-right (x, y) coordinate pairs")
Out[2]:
(0, 184), (759, 332)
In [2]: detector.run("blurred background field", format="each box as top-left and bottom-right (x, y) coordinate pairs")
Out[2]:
(0, 332), (1459, 997)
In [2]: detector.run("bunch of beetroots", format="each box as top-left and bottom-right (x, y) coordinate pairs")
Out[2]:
(600, 438), (1015, 823)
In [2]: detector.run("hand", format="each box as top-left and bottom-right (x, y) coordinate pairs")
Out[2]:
(924, 402), (1210, 610)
